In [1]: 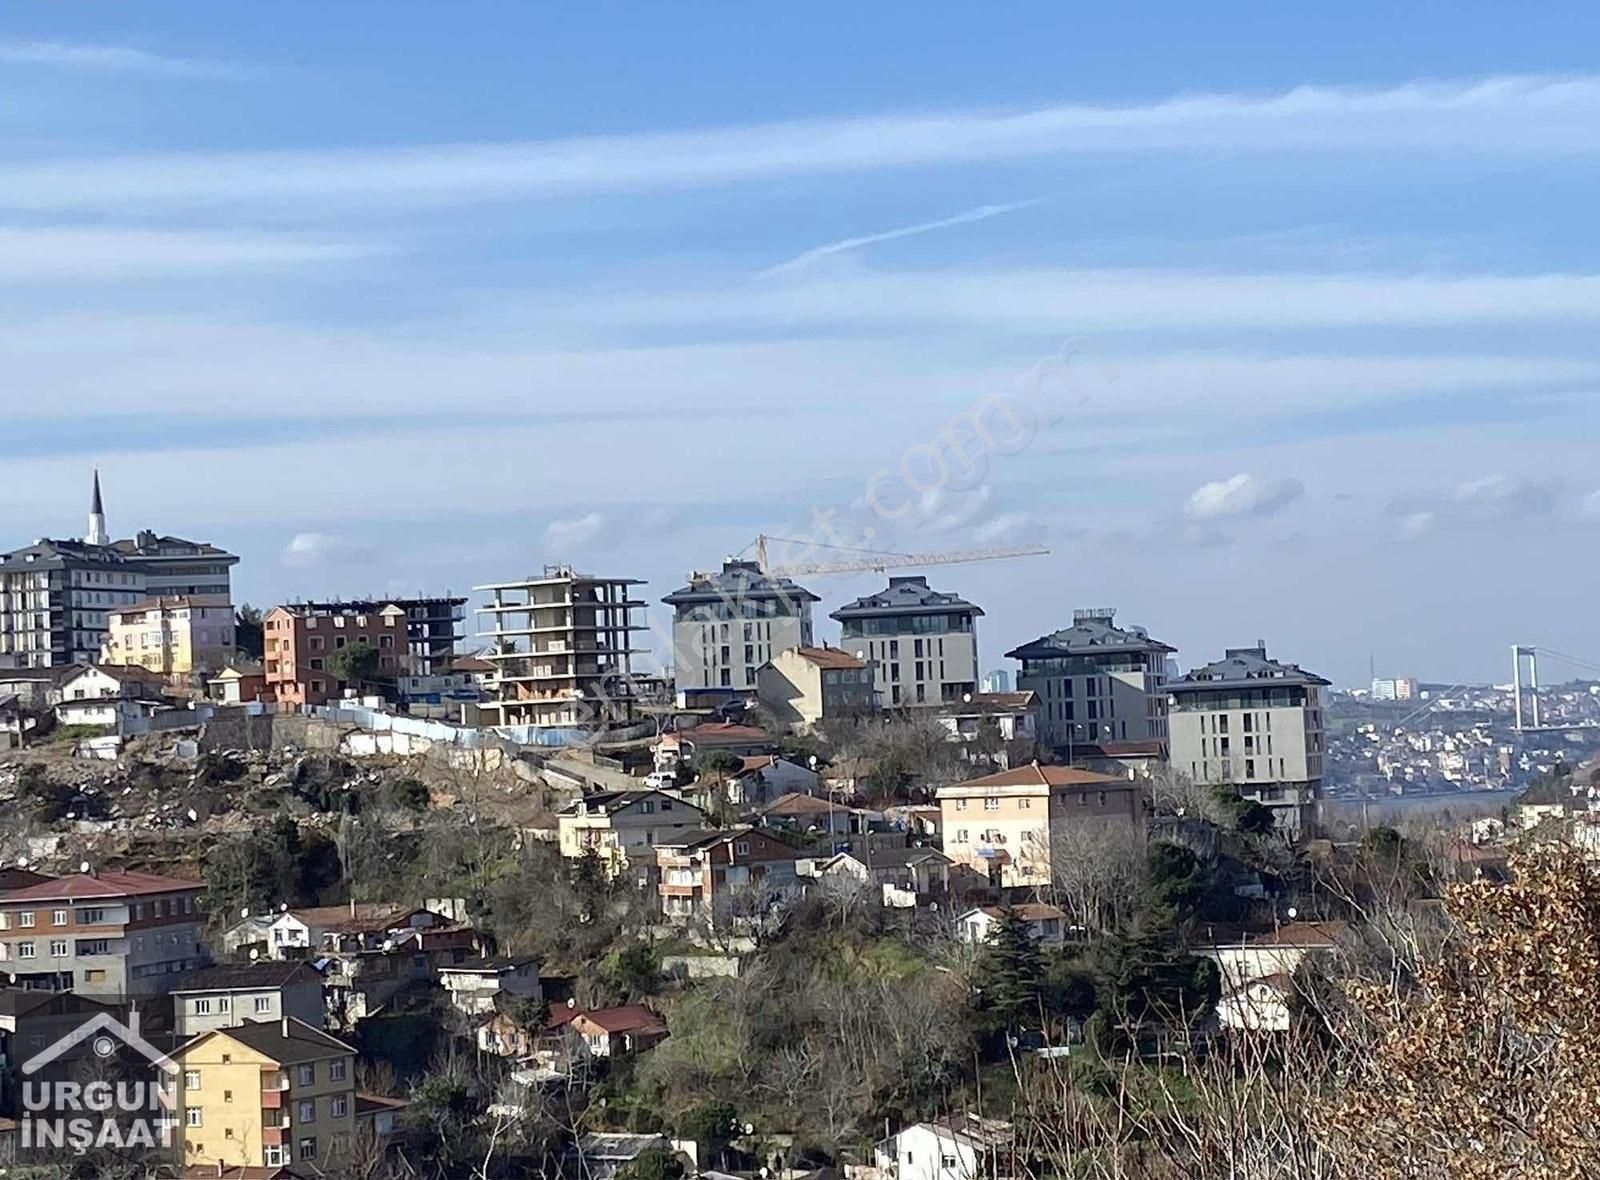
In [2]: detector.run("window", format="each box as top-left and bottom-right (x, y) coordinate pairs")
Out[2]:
(186, 1108), (203, 1127)
(297, 1064), (315, 1086)
(955, 798), (967, 810)
(735, 841), (750, 856)
(183, 1071), (200, 1091)
(955, 829), (968, 842)
(49, 939), (67, 957)
(254, 996), (272, 1014)
(298, 1099), (316, 1124)
(18, 912), (35, 928)
(194, 998), (212, 1015)
(298, 1139), (317, 1162)
(224, 1090), (233, 1103)
(265, 1146), (285, 1167)
(329, 1059), (347, 1081)
(51, 910), (67, 926)
(17, 941), (34, 959)
(331, 1095), (348, 1119)
(76, 908), (105, 925)
(942, 1155), (959, 1169)
(983, 797), (999, 811)
(217, 997), (231, 1013)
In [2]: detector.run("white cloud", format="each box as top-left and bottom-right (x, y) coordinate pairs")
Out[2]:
(4, 74), (1600, 213)
(1184, 473), (1304, 520)
(1394, 511), (1436, 540)
(1584, 490), (1600, 520)
(281, 532), (371, 568)
(0, 226), (378, 280)
(543, 512), (608, 550)
(0, 40), (244, 79)
(1450, 473), (1561, 521)
(765, 200), (1042, 274)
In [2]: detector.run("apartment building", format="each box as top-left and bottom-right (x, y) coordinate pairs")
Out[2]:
(263, 603), (406, 708)
(557, 790), (709, 873)
(301, 596), (466, 676)
(937, 762), (1141, 889)
(655, 827), (803, 924)
(1167, 643), (1330, 836)
(101, 596), (237, 676)
(831, 576), (982, 707)
(662, 560), (819, 704)
(176, 1017), (358, 1171)
(0, 869), (207, 997)
(1007, 608), (1175, 762)
(111, 529), (238, 605)
(0, 474), (242, 670)
(755, 645), (876, 732)
(172, 962), (327, 1038)
(476, 566), (646, 731)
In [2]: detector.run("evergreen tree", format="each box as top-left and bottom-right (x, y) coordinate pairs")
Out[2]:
(980, 906), (1046, 1029)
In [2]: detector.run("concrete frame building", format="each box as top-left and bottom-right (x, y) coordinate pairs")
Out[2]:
(102, 596), (237, 676)
(831, 576), (982, 708)
(1007, 608), (1175, 760)
(476, 565), (646, 731)
(662, 560), (818, 704)
(0, 869), (208, 998)
(111, 528), (238, 605)
(1167, 643), (1330, 836)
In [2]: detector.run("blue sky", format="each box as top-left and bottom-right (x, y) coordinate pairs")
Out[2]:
(3, 2), (1600, 686)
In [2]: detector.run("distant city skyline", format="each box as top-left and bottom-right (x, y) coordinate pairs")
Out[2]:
(2, 4), (1599, 687)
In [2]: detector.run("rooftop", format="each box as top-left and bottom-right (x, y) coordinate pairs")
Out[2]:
(941, 762), (1128, 793)
(1171, 643), (1330, 692)
(970, 902), (1069, 923)
(189, 1017), (354, 1065)
(937, 691), (1038, 716)
(662, 560), (819, 607)
(1006, 609), (1174, 660)
(789, 645), (867, 670)
(830, 575), (983, 619)
(550, 1004), (668, 1036)
(172, 962), (321, 993)
(1, 869), (202, 902)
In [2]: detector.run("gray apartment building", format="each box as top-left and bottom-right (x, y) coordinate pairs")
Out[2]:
(0, 869), (208, 998)
(1167, 643), (1330, 837)
(663, 560), (819, 705)
(830, 576), (981, 708)
(1007, 608), (1175, 761)
(172, 961), (327, 1038)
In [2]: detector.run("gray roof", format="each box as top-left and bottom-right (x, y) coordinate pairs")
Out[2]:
(1170, 644), (1330, 692)
(198, 1017), (353, 1064)
(829, 846), (951, 869)
(830, 576), (982, 620)
(662, 560), (819, 608)
(1006, 610), (1174, 660)
(0, 538), (133, 574)
(172, 962), (320, 993)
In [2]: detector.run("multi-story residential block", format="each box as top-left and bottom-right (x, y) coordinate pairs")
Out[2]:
(755, 645), (876, 732)
(557, 791), (709, 872)
(654, 827), (803, 924)
(175, 1017), (358, 1171)
(172, 962), (327, 1038)
(0, 540), (146, 668)
(111, 529), (238, 605)
(301, 596), (466, 676)
(1167, 643), (1330, 836)
(662, 560), (819, 704)
(1007, 608), (1175, 762)
(831, 576), (982, 707)
(1369, 676), (1419, 702)
(937, 762), (1142, 889)
(0, 869), (207, 997)
(101, 596), (237, 676)
(263, 603), (406, 708)
(476, 566), (646, 731)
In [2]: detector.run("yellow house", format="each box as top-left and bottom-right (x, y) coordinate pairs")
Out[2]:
(938, 762), (1143, 888)
(103, 596), (237, 677)
(175, 1017), (357, 1171)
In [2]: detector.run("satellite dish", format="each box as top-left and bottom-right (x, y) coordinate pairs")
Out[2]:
(566, 997), (577, 1009)
(241, 907), (251, 918)
(854, 651), (865, 661)
(16, 857), (27, 867)
(963, 693), (972, 703)
(249, 948), (260, 961)
(280, 902), (289, 912)
(79, 861), (90, 873)
(1287, 906), (1299, 920)
(744, 1123), (755, 1136)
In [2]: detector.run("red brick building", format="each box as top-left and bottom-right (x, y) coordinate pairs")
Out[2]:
(264, 604), (406, 708)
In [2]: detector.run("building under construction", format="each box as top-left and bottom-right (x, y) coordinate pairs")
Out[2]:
(475, 565), (647, 732)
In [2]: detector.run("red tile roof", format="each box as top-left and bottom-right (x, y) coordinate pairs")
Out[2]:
(792, 646), (866, 670)
(1, 869), (202, 902)
(675, 722), (771, 745)
(573, 1005), (668, 1036)
(949, 762), (1128, 791)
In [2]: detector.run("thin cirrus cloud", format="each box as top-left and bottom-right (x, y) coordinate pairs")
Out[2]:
(1184, 473), (1305, 521)
(281, 531), (374, 569)
(0, 226), (381, 281)
(3, 74), (1600, 213)
(0, 39), (246, 80)
(763, 199), (1044, 274)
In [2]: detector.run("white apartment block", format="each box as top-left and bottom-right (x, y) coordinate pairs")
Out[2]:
(662, 560), (818, 704)
(830, 576), (981, 708)
(1007, 608), (1173, 759)
(1167, 643), (1329, 836)
(476, 565), (646, 731)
